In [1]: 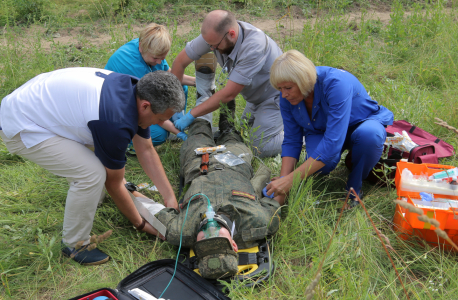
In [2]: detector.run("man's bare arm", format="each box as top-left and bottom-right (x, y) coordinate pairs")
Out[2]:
(171, 49), (194, 83)
(105, 167), (144, 227)
(190, 80), (244, 118)
(133, 134), (178, 209)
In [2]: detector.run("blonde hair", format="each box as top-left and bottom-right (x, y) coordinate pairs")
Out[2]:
(270, 50), (317, 97)
(139, 23), (172, 57)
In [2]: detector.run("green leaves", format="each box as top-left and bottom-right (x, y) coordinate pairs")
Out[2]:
(0, 0), (49, 26)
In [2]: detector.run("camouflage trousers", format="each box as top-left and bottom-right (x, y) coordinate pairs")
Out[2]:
(180, 119), (254, 185)
(154, 118), (280, 249)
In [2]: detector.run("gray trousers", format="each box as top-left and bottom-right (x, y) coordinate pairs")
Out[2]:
(0, 131), (106, 247)
(196, 72), (284, 158)
(243, 95), (284, 158)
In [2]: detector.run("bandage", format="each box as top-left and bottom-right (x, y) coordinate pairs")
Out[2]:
(130, 194), (167, 237)
(194, 145), (226, 155)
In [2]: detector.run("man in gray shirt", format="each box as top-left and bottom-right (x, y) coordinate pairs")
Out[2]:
(172, 10), (284, 157)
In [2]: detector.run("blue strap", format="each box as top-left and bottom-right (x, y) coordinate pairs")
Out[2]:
(95, 71), (108, 79)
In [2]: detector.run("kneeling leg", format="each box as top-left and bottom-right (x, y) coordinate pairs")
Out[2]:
(346, 120), (387, 196)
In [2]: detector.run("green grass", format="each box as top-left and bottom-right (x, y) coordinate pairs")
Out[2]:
(1, 0), (458, 299)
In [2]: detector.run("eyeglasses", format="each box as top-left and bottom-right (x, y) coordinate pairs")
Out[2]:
(206, 32), (229, 50)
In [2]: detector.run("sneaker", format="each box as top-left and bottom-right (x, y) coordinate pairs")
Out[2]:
(62, 242), (110, 266)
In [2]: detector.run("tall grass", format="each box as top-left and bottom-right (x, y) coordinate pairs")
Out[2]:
(1, 0), (458, 299)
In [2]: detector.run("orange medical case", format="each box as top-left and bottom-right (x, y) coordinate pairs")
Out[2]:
(392, 161), (458, 251)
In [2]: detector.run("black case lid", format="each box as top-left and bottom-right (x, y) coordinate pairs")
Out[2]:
(116, 259), (231, 300)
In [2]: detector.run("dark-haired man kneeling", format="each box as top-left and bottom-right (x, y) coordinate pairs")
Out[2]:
(0, 69), (183, 265)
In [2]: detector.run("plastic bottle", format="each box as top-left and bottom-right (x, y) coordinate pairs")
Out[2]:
(429, 168), (458, 180)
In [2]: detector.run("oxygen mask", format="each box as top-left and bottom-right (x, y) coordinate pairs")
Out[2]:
(202, 205), (221, 239)
(202, 220), (221, 239)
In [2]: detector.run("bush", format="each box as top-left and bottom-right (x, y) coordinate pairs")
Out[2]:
(0, 0), (48, 26)
(15, 0), (48, 24)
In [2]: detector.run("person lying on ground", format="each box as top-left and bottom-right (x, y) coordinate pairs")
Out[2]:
(129, 108), (281, 279)
(0, 69), (183, 265)
(171, 9), (284, 157)
(266, 50), (394, 209)
(105, 22), (195, 144)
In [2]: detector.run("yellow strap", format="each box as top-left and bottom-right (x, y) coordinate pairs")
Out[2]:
(423, 211), (435, 229)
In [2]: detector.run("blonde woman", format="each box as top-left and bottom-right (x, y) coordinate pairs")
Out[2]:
(265, 50), (393, 210)
(105, 23), (195, 145)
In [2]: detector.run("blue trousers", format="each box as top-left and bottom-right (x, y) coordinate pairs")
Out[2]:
(306, 119), (387, 196)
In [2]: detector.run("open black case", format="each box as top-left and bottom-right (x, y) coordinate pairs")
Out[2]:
(68, 259), (231, 300)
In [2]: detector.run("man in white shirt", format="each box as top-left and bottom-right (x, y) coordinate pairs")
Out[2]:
(0, 68), (183, 265)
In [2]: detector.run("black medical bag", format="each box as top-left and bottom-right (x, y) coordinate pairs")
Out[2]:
(68, 259), (231, 300)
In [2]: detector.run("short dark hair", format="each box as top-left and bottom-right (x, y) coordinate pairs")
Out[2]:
(136, 71), (185, 114)
(214, 10), (236, 35)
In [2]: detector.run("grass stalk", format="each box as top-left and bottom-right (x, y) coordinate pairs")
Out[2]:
(352, 188), (410, 299)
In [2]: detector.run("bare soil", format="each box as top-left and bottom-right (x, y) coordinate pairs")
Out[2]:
(0, 7), (448, 51)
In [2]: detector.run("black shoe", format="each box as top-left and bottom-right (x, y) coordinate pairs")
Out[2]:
(62, 242), (110, 266)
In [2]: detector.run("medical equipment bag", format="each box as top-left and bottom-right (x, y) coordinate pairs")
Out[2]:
(68, 259), (231, 300)
(346, 120), (455, 185)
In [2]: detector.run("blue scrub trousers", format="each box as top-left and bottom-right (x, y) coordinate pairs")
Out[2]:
(306, 119), (387, 197)
(149, 85), (188, 146)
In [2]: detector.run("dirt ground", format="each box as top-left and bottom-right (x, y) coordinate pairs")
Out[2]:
(55, 9), (396, 45)
(1, 7), (403, 51)
(3, 5), (453, 52)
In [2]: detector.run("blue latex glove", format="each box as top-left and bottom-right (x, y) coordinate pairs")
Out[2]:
(177, 132), (188, 141)
(171, 110), (185, 123)
(262, 185), (275, 198)
(174, 111), (195, 131)
(262, 176), (284, 198)
(420, 192), (434, 202)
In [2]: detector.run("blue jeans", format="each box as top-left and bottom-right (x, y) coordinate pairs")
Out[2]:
(306, 119), (387, 196)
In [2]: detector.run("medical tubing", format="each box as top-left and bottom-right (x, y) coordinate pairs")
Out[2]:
(159, 193), (211, 299)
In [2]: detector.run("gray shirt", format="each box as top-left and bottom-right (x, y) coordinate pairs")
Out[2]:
(185, 21), (283, 106)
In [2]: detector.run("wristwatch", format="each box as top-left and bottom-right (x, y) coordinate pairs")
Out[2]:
(125, 182), (137, 192)
(135, 218), (146, 231)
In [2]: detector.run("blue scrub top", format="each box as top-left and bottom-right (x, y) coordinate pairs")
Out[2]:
(104, 38), (188, 146)
(105, 38), (169, 77)
(280, 66), (393, 164)
(104, 38), (188, 105)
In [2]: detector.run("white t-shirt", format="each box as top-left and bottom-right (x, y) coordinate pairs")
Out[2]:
(0, 67), (149, 169)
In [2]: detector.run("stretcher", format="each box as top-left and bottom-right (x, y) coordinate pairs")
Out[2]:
(179, 240), (274, 291)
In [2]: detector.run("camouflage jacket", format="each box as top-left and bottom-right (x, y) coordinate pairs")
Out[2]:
(155, 119), (281, 249)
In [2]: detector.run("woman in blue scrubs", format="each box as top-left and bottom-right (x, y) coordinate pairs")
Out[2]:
(105, 23), (196, 145)
(266, 50), (393, 209)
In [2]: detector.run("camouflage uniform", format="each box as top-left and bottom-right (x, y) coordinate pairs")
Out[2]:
(155, 119), (281, 250)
